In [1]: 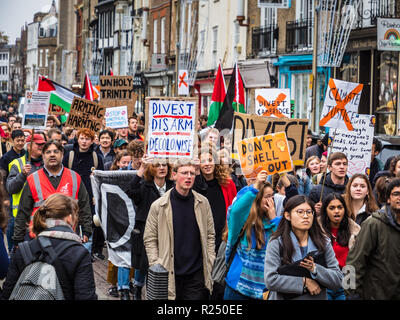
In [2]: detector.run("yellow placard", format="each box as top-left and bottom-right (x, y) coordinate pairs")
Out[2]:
(237, 132), (294, 180)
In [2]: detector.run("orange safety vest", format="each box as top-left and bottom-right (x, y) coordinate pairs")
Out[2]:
(26, 167), (81, 238)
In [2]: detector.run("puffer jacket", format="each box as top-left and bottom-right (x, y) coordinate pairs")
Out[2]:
(309, 173), (349, 204)
(143, 189), (216, 300)
(345, 206), (400, 299)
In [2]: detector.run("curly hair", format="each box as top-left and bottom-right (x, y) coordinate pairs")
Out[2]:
(127, 140), (145, 158)
(199, 142), (231, 187)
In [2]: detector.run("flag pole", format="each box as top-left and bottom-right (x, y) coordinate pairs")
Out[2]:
(28, 128), (35, 163)
(319, 128), (337, 203)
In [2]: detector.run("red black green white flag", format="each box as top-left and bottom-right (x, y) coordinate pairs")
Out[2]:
(214, 63), (246, 132)
(207, 63), (226, 127)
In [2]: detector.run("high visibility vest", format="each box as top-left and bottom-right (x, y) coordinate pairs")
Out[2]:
(26, 167), (81, 238)
(8, 155), (27, 217)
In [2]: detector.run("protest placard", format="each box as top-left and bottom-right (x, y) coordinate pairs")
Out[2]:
(99, 75), (138, 117)
(105, 106), (128, 129)
(178, 70), (189, 96)
(319, 78), (363, 131)
(66, 97), (105, 133)
(231, 112), (308, 166)
(237, 132), (293, 180)
(22, 91), (51, 130)
(328, 114), (375, 177)
(255, 88), (291, 118)
(145, 97), (197, 158)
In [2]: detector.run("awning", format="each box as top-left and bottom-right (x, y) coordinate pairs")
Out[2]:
(238, 60), (276, 88)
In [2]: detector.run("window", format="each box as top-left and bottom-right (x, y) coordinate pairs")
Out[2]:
(199, 29), (205, 67)
(39, 49), (43, 67)
(153, 19), (158, 54)
(45, 49), (49, 67)
(261, 7), (277, 27)
(161, 17), (166, 54)
(212, 26), (218, 69)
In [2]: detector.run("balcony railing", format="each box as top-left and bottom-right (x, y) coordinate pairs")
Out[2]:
(286, 19), (313, 53)
(354, 0), (399, 29)
(252, 25), (278, 57)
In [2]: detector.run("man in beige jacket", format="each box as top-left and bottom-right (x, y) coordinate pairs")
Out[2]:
(144, 159), (216, 300)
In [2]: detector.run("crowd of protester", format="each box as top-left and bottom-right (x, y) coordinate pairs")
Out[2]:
(0, 107), (399, 301)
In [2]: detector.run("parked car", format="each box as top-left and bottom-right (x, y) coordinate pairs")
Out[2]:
(376, 135), (400, 168)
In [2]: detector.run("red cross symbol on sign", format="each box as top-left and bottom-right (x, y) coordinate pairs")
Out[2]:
(319, 79), (363, 131)
(179, 72), (188, 88)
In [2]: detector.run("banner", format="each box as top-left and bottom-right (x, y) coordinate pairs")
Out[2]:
(145, 97), (197, 158)
(91, 170), (136, 269)
(255, 88), (290, 118)
(178, 69), (189, 96)
(237, 132), (293, 179)
(66, 97), (105, 133)
(319, 78), (363, 131)
(328, 114), (375, 177)
(231, 112), (308, 166)
(377, 18), (400, 51)
(105, 106), (128, 129)
(100, 75), (137, 117)
(22, 91), (50, 130)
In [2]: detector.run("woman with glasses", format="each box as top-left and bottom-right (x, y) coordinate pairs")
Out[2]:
(264, 195), (343, 300)
(223, 170), (281, 300)
(318, 193), (360, 300)
(126, 154), (174, 300)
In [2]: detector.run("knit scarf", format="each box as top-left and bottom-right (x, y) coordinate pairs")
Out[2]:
(38, 219), (82, 243)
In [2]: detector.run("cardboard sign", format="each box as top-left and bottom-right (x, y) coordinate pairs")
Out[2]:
(328, 114), (375, 177)
(48, 104), (66, 116)
(319, 78), (363, 131)
(99, 76), (138, 117)
(238, 132), (293, 179)
(22, 91), (50, 130)
(145, 97), (197, 158)
(255, 88), (290, 118)
(178, 70), (189, 96)
(105, 106), (128, 129)
(66, 97), (105, 133)
(231, 112), (308, 166)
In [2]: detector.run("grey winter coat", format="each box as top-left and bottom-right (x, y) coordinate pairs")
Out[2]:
(264, 232), (343, 300)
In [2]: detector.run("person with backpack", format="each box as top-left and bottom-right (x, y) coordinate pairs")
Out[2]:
(1, 193), (97, 300)
(62, 128), (104, 261)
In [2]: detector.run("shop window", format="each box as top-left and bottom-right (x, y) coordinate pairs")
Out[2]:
(375, 52), (398, 136)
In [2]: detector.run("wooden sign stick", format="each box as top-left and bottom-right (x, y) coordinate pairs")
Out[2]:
(319, 128), (337, 203)
(28, 128), (35, 163)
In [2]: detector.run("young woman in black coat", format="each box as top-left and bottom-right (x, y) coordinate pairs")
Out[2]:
(126, 154), (174, 300)
(2, 193), (97, 300)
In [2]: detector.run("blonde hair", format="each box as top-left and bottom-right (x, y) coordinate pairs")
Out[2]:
(32, 194), (79, 235)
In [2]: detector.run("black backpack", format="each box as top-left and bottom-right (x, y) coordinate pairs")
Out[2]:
(9, 237), (78, 300)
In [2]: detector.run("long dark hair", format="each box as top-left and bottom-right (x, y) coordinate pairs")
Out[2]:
(271, 195), (326, 265)
(320, 193), (351, 247)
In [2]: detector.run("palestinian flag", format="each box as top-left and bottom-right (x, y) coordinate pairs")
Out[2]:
(82, 71), (95, 101)
(37, 76), (81, 113)
(207, 63), (226, 127)
(214, 63), (246, 131)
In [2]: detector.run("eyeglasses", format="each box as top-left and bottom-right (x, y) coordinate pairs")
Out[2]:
(294, 209), (314, 217)
(178, 171), (196, 177)
(390, 192), (400, 198)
